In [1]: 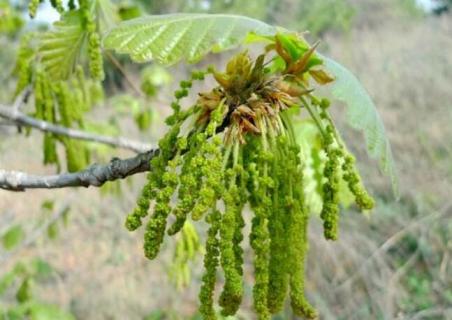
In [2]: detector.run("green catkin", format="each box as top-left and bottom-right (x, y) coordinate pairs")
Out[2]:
(199, 209), (221, 320)
(167, 139), (204, 235)
(28, 0), (40, 18)
(50, 0), (64, 13)
(127, 72), (201, 233)
(14, 34), (34, 97)
(250, 194), (271, 320)
(218, 183), (243, 316)
(320, 126), (341, 240)
(189, 102), (226, 222)
(143, 155), (180, 259)
(191, 136), (223, 221)
(38, 72), (59, 167)
(288, 203), (317, 319)
(68, 0), (76, 10)
(53, 79), (90, 172)
(169, 221), (201, 290)
(267, 136), (290, 314)
(192, 131), (225, 221)
(318, 101), (375, 212)
(81, 1), (104, 80)
(125, 42), (373, 320)
(342, 153), (375, 210)
(218, 141), (243, 316)
(125, 123), (181, 231)
(232, 163), (246, 277)
(248, 121), (272, 320)
(286, 144), (317, 319)
(87, 31), (104, 80)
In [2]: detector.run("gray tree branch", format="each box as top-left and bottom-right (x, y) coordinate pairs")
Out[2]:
(0, 105), (152, 153)
(0, 149), (159, 191)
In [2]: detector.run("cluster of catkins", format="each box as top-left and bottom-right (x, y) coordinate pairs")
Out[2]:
(16, 1), (105, 171)
(126, 34), (374, 320)
(29, 0), (64, 18)
(27, 0), (104, 81)
(30, 66), (103, 171)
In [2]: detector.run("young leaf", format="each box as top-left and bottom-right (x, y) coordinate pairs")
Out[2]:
(28, 302), (76, 320)
(30, 258), (54, 279)
(323, 56), (399, 197)
(103, 13), (276, 65)
(2, 225), (25, 251)
(16, 277), (32, 303)
(0, 271), (16, 295)
(39, 10), (86, 80)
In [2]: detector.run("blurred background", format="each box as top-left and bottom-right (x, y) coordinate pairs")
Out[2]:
(0, 0), (451, 319)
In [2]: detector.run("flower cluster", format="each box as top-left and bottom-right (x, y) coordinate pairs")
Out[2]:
(127, 33), (375, 320)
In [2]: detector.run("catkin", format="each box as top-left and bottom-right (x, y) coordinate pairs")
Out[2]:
(124, 41), (375, 320)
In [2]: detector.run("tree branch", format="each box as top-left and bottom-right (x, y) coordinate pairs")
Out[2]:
(0, 105), (152, 153)
(0, 149), (159, 191)
(0, 104), (231, 192)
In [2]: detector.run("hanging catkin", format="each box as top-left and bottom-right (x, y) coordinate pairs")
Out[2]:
(125, 33), (375, 320)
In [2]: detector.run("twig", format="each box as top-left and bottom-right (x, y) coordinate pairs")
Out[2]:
(0, 107), (232, 192)
(408, 307), (452, 320)
(105, 51), (143, 97)
(0, 149), (159, 191)
(12, 87), (31, 112)
(0, 105), (152, 153)
(11, 87), (31, 133)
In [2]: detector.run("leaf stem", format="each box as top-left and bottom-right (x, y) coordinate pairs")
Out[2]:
(299, 97), (327, 139)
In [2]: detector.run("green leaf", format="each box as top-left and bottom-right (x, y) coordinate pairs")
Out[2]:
(2, 225), (25, 251)
(96, 0), (119, 33)
(39, 10), (86, 80)
(30, 258), (54, 279)
(3, 303), (31, 320)
(0, 271), (16, 296)
(16, 278), (32, 303)
(46, 222), (58, 240)
(144, 310), (166, 320)
(323, 56), (399, 196)
(103, 13), (276, 65)
(28, 303), (75, 320)
(41, 200), (54, 211)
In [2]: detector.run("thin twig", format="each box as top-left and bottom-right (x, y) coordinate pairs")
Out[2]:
(12, 87), (31, 112)
(0, 106), (230, 192)
(105, 51), (143, 97)
(408, 307), (452, 320)
(0, 105), (152, 153)
(0, 149), (159, 191)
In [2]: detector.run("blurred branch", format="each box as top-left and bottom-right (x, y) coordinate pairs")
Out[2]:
(105, 51), (143, 97)
(0, 204), (70, 265)
(408, 307), (452, 320)
(0, 105), (152, 153)
(0, 149), (158, 191)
